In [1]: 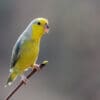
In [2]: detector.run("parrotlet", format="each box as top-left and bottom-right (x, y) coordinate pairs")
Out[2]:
(6, 18), (49, 86)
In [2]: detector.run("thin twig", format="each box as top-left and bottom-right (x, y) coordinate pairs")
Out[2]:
(5, 61), (48, 100)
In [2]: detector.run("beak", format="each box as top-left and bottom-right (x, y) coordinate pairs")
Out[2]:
(44, 24), (49, 33)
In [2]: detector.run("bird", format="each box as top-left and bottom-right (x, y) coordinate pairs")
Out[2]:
(5, 18), (49, 86)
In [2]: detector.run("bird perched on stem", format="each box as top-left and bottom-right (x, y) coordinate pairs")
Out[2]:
(5, 18), (49, 86)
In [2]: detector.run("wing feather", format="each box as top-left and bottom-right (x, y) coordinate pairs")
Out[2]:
(10, 40), (21, 68)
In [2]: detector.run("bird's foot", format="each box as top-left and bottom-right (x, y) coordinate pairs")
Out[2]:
(21, 75), (28, 85)
(34, 64), (41, 71)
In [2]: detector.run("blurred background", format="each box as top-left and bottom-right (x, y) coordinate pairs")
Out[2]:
(0, 0), (100, 100)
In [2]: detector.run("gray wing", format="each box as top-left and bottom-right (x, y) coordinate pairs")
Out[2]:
(10, 40), (21, 68)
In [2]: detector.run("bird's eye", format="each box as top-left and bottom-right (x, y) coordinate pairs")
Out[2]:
(37, 22), (41, 25)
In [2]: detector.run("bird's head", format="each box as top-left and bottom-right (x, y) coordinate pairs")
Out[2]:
(31, 18), (49, 38)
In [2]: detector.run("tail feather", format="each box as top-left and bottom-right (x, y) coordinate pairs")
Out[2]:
(5, 72), (18, 87)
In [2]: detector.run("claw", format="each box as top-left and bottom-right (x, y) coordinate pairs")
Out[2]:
(31, 64), (41, 71)
(21, 75), (28, 85)
(34, 64), (41, 71)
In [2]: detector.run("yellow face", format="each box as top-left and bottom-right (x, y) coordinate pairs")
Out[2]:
(32, 18), (49, 38)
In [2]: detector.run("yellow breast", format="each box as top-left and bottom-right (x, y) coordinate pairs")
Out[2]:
(16, 39), (39, 71)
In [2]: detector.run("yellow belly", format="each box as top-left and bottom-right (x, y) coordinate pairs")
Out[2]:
(15, 40), (39, 72)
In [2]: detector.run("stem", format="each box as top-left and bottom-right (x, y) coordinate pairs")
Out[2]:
(5, 61), (48, 100)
